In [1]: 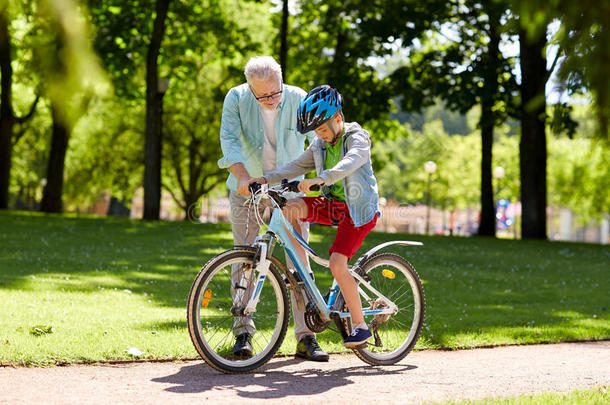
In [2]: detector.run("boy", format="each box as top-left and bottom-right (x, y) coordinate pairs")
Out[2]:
(251, 85), (380, 347)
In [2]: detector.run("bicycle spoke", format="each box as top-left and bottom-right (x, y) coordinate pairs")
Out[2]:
(187, 250), (289, 373)
(352, 253), (425, 364)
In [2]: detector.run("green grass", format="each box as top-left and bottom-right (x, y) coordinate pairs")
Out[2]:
(1, 210), (608, 365)
(436, 386), (609, 404)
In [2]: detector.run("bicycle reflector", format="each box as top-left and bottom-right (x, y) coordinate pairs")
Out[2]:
(202, 289), (213, 308)
(381, 269), (395, 279)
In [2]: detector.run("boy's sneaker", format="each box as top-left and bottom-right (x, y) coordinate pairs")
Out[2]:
(343, 327), (373, 348)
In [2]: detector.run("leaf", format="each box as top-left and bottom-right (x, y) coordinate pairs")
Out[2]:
(30, 325), (54, 336)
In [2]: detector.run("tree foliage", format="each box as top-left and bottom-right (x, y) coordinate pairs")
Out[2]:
(2, 0), (608, 230)
(511, 0), (610, 139)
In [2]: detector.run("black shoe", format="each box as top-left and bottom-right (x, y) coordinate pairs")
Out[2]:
(295, 335), (329, 362)
(233, 332), (253, 358)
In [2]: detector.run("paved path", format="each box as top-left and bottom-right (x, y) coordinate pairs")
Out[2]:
(1, 341), (608, 404)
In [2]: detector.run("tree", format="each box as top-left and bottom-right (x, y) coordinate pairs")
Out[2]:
(384, 1), (518, 236)
(510, 1), (610, 238)
(26, 0), (104, 213)
(61, 97), (144, 211)
(158, 0), (264, 219)
(0, 4), (38, 209)
(87, 0), (169, 219)
(142, 0), (171, 220)
(278, 0), (288, 76)
(89, 0), (262, 219)
(163, 90), (226, 219)
(284, 0), (397, 125)
(40, 104), (72, 212)
(511, 0), (610, 139)
(159, 0), (264, 217)
(518, 27), (549, 239)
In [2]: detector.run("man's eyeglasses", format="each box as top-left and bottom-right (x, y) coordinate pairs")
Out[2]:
(250, 85), (283, 103)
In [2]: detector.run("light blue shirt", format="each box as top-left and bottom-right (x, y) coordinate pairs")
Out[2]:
(218, 83), (315, 192)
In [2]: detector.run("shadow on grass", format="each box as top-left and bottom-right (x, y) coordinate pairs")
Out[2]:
(0, 211), (337, 309)
(143, 320), (188, 331)
(151, 361), (416, 398)
(1, 211), (608, 346)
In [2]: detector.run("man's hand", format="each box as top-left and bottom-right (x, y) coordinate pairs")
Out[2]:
(230, 163), (253, 196)
(237, 176), (253, 196)
(298, 177), (324, 193)
(246, 177), (266, 194)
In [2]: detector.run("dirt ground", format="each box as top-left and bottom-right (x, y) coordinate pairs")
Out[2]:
(1, 341), (608, 405)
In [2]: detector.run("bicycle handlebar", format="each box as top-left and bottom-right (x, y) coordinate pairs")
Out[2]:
(281, 179), (321, 193)
(248, 182), (262, 194)
(249, 179), (320, 195)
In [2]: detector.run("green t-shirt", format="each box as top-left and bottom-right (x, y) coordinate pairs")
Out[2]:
(324, 139), (345, 202)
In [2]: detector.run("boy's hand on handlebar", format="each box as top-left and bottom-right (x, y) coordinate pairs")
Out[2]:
(299, 178), (324, 193)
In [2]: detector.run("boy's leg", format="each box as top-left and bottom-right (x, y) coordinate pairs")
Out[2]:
(329, 252), (365, 325)
(327, 209), (379, 347)
(282, 198), (310, 270)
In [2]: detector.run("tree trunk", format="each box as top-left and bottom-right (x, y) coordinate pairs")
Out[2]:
(143, 0), (171, 220)
(0, 8), (13, 209)
(478, 106), (495, 236)
(519, 30), (548, 240)
(40, 105), (70, 213)
(477, 18), (501, 237)
(279, 0), (288, 77)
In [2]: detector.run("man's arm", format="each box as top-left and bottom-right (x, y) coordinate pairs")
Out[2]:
(217, 88), (253, 196)
(218, 89), (246, 170)
(230, 163), (254, 196)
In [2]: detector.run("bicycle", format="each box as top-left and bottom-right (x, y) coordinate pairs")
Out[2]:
(187, 180), (425, 373)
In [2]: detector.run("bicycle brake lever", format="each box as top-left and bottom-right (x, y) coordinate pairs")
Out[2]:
(249, 182), (262, 194)
(281, 179), (300, 192)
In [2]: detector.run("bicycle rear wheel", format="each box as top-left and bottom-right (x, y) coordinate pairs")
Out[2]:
(340, 252), (425, 365)
(187, 249), (289, 373)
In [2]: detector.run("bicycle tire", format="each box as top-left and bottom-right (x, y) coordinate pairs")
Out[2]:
(187, 249), (289, 373)
(336, 252), (425, 366)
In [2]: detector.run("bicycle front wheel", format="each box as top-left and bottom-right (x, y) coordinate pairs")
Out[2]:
(187, 249), (289, 373)
(351, 252), (425, 365)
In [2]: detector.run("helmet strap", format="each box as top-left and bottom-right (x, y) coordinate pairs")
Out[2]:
(326, 116), (342, 146)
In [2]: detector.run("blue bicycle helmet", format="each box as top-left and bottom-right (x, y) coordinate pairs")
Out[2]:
(297, 85), (343, 133)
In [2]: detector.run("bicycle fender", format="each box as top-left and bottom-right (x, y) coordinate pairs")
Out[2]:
(354, 240), (423, 267)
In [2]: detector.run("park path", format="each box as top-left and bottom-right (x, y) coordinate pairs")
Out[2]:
(1, 341), (608, 404)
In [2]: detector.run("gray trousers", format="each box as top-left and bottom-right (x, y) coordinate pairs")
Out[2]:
(229, 192), (315, 342)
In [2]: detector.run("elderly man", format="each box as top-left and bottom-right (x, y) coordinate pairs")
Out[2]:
(217, 56), (329, 362)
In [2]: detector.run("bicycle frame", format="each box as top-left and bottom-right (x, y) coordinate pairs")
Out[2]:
(243, 190), (399, 323)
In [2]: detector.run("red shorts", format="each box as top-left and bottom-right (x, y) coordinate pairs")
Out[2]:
(301, 197), (378, 260)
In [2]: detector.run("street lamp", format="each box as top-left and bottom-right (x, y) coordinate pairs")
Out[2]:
(493, 166), (505, 190)
(424, 161), (437, 235)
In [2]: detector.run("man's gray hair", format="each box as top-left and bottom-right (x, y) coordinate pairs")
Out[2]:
(244, 56), (283, 84)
